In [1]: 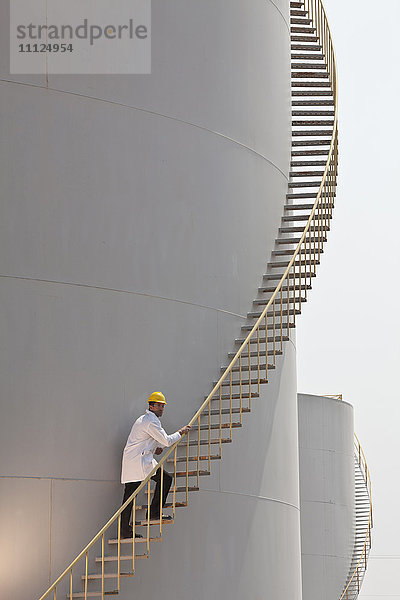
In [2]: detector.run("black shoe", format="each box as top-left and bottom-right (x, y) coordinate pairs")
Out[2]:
(147, 513), (173, 521)
(121, 526), (143, 539)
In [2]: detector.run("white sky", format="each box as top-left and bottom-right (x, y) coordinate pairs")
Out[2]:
(296, 0), (400, 597)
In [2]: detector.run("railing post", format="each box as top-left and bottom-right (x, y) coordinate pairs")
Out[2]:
(272, 300), (276, 365)
(84, 552), (88, 600)
(280, 287), (283, 352)
(146, 481), (151, 555)
(229, 370), (233, 440)
(219, 386), (222, 456)
(248, 342), (252, 409)
(117, 515), (121, 590)
(298, 243), (302, 312)
(70, 568), (73, 600)
(292, 265), (296, 326)
(286, 274), (290, 337)
(159, 463), (164, 537)
(208, 398), (211, 470)
(257, 325), (260, 393)
(185, 432), (189, 506)
(101, 533), (104, 600)
(173, 447), (177, 516)
(132, 498), (136, 570)
(239, 354), (243, 423)
(197, 417), (200, 487)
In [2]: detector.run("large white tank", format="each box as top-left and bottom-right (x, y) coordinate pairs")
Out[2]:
(0, 1), (299, 598)
(298, 394), (355, 600)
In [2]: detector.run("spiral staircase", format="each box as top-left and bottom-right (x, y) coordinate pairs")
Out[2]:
(339, 436), (373, 600)
(38, 1), (371, 599)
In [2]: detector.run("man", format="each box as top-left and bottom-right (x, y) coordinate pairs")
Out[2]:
(120, 391), (191, 538)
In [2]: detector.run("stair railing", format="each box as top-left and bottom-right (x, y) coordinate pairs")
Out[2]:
(38, 1), (338, 598)
(339, 435), (373, 600)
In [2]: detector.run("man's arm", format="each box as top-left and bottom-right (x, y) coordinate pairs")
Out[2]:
(146, 420), (182, 447)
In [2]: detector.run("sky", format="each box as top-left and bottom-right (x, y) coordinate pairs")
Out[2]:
(296, 0), (400, 598)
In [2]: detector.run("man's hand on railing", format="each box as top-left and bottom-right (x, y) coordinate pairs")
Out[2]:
(179, 425), (191, 436)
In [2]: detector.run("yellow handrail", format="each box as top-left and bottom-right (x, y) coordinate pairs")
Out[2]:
(38, 1), (338, 598)
(339, 435), (373, 600)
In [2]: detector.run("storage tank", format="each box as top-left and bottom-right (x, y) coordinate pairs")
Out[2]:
(0, 1), (300, 598)
(298, 393), (355, 600)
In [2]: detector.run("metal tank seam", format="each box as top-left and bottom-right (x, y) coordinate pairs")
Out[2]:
(265, 0), (291, 33)
(0, 273), (249, 319)
(200, 487), (300, 511)
(0, 78), (289, 180)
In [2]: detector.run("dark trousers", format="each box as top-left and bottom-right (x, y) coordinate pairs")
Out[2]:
(121, 468), (173, 532)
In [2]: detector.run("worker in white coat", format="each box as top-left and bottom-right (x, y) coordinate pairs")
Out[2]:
(120, 391), (191, 538)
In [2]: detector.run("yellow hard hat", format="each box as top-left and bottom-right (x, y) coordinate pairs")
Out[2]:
(148, 391), (167, 405)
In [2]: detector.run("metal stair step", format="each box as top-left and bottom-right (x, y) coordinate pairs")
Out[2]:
(282, 213), (324, 221)
(228, 349), (283, 358)
(291, 35), (319, 42)
(223, 361), (278, 371)
(292, 99), (334, 106)
(264, 269), (316, 278)
(232, 335), (290, 344)
(290, 8), (308, 17)
(292, 131), (332, 138)
(292, 63), (327, 71)
(69, 593), (118, 598)
(292, 81), (331, 88)
(292, 111), (334, 117)
(247, 308), (301, 319)
(136, 517), (176, 525)
(272, 243), (317, 252)
(286, 192), (317, 199)
(280, 225), (328, 233)
(292, 72), (328, 79)
(108, 536), (161, 545)
(235, 333), (293, 345)
(81, 572), (136, 584)
(291, 27), (316, 34)
(291, 149), (330, 156)
(291, 159), (328, 166)
(188, 438), (231, 447)
(210, 407), (251, 415)
(259, 283), (313, 294)
(253, 296), (307, 306)
(288, 180), (324, 187)
(293, 120), (333, 127)
(166, 454), (221, 468)
(292, 139), (332, 146)
(166, 455), (220, 464)
(209, 392), (260, 401)
(291, 53), (325, 60)
(218, 376), (271, 387)
(268, 255), (320, 265)
(290, 18), (312, 25)
(291, 44), (322, 51)
(175, 469), (210, 476)
(279, 225), (310, 233)
(290, 2), (305, 8)
(275, 236), (326, 244)
(241, 321), (294, 331)
(292, 90), (333, 97)
(290, 10), (308, 17)
(191, 422), (241, 431)
(93, 555), (148, 566)
(289, 171), (325, 177)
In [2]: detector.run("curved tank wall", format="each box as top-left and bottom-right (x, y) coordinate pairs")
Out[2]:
(0, 0), (295, 598)
(298, 394), (355, 600)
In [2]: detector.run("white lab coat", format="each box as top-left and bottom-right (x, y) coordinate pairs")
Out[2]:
(121, 409), (181, 483)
